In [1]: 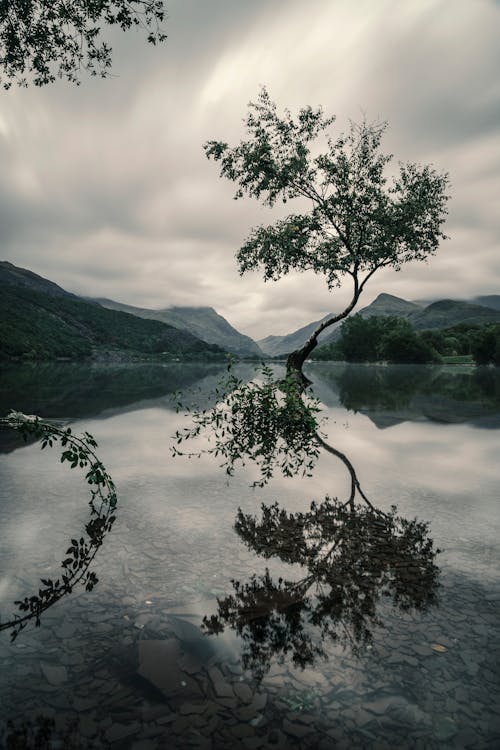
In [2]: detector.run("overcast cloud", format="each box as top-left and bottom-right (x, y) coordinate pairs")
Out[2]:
(1, 0), (499, 338)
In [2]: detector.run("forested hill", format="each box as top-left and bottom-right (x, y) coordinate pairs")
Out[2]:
(1, 260), (78, 299)
(93, 298), (263, 358)
(409, 300), (500, 330)
(258, 293), (500, 356)
(0, 265), (226, 362)
(258, 294), (422, 356)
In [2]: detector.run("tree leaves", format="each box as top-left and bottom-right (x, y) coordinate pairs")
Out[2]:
(173, 363), (323, 488)
(0, 1), (167, 88)
(205, 89), (449, 292)
(0, 412), (116, 640)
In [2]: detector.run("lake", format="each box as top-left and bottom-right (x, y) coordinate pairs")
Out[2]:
(0, 361), (499, 749)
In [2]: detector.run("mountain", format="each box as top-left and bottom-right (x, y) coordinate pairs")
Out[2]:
(409, 299), (500, 330)
(472, 295), (500, 312)
(260, 292), (500, 357)
(258, 294), (422, 356)
(258, 313), (334, 357)
(93, 298), (263, 358)
(321, 293), (422, 345)
(0, 260), (78, 299)
(0, 263), (225, 362)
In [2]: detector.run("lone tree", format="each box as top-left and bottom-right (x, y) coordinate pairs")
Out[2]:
(176, 90), (450, 496)
(0, 0), (167, 88)
(205, 88), (449, 386)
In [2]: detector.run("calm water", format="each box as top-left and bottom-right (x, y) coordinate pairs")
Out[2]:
(0, 362), (499, 749)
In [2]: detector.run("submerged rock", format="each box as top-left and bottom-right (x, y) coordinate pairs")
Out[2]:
(137, 639), (203, 699)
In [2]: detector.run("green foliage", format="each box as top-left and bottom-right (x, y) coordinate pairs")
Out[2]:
(309, 341), (344, 361)
(381, 324), (441, 365)
(205, 88), (449, 291)
(0, 1), (167, 88)
(420, 322), (500, 365)
(335, 314), (441, 364)
(173, 363), (322, 487)
(441, 354), (473, 364)
(471, 325), (500, 366)
(0, 412), (117, 641)
(0, 285), (225, 361)
(337, 315), (384, 362)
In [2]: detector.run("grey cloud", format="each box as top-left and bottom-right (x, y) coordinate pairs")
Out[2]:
(1, 0), (499, 339)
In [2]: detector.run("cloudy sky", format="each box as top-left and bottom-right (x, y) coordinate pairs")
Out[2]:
(1, 0), (499, 339)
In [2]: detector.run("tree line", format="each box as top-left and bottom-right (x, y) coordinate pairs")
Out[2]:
(310, 315), (500, 366)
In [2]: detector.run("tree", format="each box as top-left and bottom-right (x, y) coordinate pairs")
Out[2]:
(0, 0), (167, 88)
(337, 314), (383, 362)
(175, 91), (450, 501)
(380, 324), (441, 364)
(205, 88), (450, 385)
(471, 325), (500, 366)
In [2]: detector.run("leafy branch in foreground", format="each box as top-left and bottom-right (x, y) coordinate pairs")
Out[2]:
(0, 0), (167, 88)
(0, 412), (117, 641)
(172, 363), (323, 488)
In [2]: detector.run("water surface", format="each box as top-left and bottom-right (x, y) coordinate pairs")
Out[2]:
(0, 362), (499, 748)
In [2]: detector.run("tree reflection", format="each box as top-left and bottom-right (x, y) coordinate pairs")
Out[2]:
(316, 363), (500, 416)
(203, 497), (440, 679)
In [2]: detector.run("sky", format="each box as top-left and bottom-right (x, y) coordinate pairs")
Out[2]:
(1, 0), (499, 340)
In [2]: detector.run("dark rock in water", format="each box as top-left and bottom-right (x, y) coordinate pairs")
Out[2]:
(40, 663), (68, 686)
(283, 718), (314, 738)
(137, 639), (202, 699)
(167, 614), (205, 642)
(433, 715), (458, 741)
(167, 614), (233, 664)
(105, 722), (141, 743)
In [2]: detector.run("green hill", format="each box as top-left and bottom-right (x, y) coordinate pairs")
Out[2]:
(0, 282), (225, 362)
(472, 295), (500, 311)
(258, 294), (422, 356)
(94, 298), (263, 357)
(259, 293), (500, 359)
(409, 299), (500, 330)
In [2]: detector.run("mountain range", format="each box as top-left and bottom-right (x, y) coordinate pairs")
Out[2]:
(2, 260), (500, 362)
(92, 298), (262, 357)
(0, 262), (225, 362)
(258, 293), (500, 356)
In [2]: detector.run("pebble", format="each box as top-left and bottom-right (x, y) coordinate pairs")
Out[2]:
(1, 540), (499, 750)
(40, 663), (68, 686)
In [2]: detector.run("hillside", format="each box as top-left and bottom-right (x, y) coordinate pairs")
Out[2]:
(258, 313), (334, 357)
(259, 293), (500, 357)
(0, 274), (225, 362)
(259, 294), (422, 356)
(321, 294), (422, 345)
(409, 300), (500, 330)
(94, 298), (263, 357)
(471, 295), (500, 312)
(0, 260), (78, 299)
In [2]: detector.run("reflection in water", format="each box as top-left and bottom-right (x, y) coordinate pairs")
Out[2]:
(0, 361), (225, 420)
(203, 497), (440, 679)
(311, 363), (500, 427)
(0, 363), (498, 748)
(0, 361), (225, 453)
